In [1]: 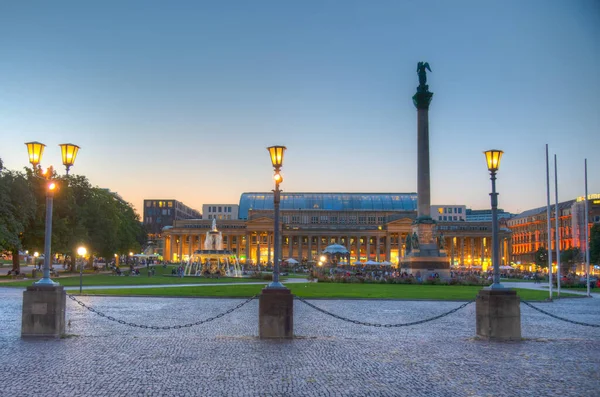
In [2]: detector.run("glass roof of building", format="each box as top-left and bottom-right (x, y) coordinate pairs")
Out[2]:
(238, 192), (418, 219)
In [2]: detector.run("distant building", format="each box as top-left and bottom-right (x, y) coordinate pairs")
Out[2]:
(143, 199), (202, 256)
(202, 204), (239, 220)
(162, 192), (511, 272)
(466, 209), (514, 222)
(505, 196), (600, 270)
(431, 205), (466, 222)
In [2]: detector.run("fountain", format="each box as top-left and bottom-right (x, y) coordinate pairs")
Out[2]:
(185, 219), (242, 277)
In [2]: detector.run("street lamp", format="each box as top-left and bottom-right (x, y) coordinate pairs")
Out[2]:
(484, 149), (504, 289)
(267, 145), (286, 288)
(59, 143), (80, 175)
(77, 246), (87, 293)
(25, 141), (80, 285)
(25, 141), (45, 169)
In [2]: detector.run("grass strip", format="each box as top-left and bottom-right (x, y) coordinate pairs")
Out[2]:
(77, 283), (579, 301)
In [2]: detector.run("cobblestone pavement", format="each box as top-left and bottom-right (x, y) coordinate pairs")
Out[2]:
(1, 288), (598, 396)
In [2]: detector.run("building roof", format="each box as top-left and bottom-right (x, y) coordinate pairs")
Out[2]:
(510, 199), (576, 221)
(238, 192), (418, 219)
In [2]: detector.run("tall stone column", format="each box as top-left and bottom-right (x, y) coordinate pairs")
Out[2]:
(470, 238), (475, 266)
(177, 235), (182, 262)
(188, 235), (193, 258)
(480, 238), (485, 266)
(366, 236), (371, 261)
(376, 236), (381, 262)
(416, 108), (432, 221)
(401, 62), (448, 278)
(386, 234), (391, 263)
(245, 233), (250, 264)
(460, 237), (465, 266)
(267, 233), (272, 264)
(450, 237), (455, 266)
(317, 236), (321, 258)
(307, 235), (312, 261)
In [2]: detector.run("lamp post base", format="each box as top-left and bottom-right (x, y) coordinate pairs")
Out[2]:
(258, 287), (293, 339)
(475, 289), (521, 341)
(21, 285), (66, 339)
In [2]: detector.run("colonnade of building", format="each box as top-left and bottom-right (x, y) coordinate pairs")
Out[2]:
(162, 218), (511, 269)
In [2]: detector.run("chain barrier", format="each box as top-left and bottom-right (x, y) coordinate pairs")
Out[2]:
(295, 296), (474, 327)
(67, 294), (257, 330)
(521, 300), (600, 328)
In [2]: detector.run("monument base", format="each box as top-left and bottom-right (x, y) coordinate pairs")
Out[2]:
(476, 289), (521, 341)
(258, 287), (293, 339)
(21, 285), (66, 338)
(402, 242), (450, 279)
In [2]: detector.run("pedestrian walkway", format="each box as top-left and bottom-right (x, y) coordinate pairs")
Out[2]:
(501, 281), (598, 297)
(0, 288), (598, 396)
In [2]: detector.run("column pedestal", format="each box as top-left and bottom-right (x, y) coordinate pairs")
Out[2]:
(259, 287), (293, 339)
(476, 289), (521, 341)
(21, 285), (66, 338)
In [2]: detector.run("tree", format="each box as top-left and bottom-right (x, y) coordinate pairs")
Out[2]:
(560, 247), (581, 275)
(590, 224), (600, 265)
(534, 247), (548, 269)
(0, 160), (37, 273)
(2, 160), (146, 272)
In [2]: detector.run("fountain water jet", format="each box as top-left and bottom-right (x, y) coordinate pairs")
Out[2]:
(185, 219), (242, 277)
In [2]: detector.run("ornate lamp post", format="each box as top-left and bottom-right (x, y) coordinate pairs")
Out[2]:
(267, 145), (286, 288)
(484, 149), (504, 289)
(77, 246), (87, 293)
(259, 145), (293, 339)
(59, 143), (80, 175)
(25, 141), (80, 285)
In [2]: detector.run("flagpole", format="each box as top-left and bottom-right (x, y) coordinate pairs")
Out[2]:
(546, 144), (553, 300)
(554, 154), (561, 297)
(584, 159), (590, 297)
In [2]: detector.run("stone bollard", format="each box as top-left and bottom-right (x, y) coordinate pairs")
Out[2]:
(21, 285), (66, 338)
(258, 287), (293, 339)
(476, 289), (521, 341)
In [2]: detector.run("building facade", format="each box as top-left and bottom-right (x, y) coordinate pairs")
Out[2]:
(431, 205), (467, 222)
(466, 208), (514, 222)
(507, 195), (600, 268)
(143, 199), (202, 256)
(202, 204), (239, 220)
(162, 193), (511, 270)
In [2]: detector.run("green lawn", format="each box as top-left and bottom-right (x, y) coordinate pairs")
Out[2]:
(76, 283), (578, 301)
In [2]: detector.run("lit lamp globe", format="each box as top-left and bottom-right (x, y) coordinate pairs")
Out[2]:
(59, 143), (80, 175)
(484, 150), (503, 172)
(77, 247), (87, 257)
(25, 141), (46, 168)
(34, 252), (39, 258)
(267, 145), (286, 169)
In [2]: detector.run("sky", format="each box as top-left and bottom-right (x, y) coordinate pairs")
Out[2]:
(1, 0), (599, 217)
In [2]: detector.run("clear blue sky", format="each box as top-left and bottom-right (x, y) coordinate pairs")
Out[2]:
(1, 0), (598, 216)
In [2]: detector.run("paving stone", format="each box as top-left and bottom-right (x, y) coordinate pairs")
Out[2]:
(0, 288), (598, 396)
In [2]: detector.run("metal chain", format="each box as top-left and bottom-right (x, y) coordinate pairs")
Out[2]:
(67, 294), (257, 330)
(295, 296), (474, 327)
(521, 300), (600, 328)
